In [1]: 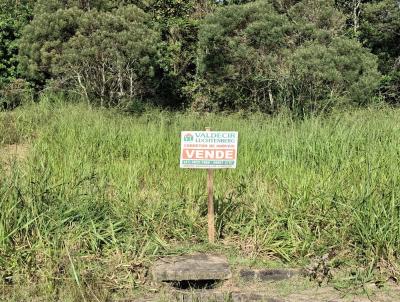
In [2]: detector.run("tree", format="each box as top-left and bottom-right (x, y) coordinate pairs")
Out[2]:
(335, 0), (365, 35)
(148, 0), (204, 107)
(33, 0), (148, 13)
(360, 0), (400, 72)
(288, 37), (380, 112)
(360, 0), (400, 103)
(60, 5), (159, 106)
(18, 7), (83, 88)
(288, 0), (346, 34)
(196, 0), (381, 113)
(18, 3), (160, 107)
(0, 0), (33, 85)
(197, 1), (294, 112)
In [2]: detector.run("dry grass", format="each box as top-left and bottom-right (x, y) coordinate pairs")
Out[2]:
(1, 100), (400, 301)
(0, 143), (30, 174)
(0, 143), (29, 161)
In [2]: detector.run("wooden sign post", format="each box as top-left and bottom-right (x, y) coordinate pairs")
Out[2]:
(205, 127), (215, 243)
(180, 129), (238, 243)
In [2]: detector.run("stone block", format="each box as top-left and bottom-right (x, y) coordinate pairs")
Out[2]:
(238, 269), (299, 282)
(173, 290), (231, 302)
(257, 269), (299, 281)
(152, 254), (232, 282)
(231, 292), (285, 302)
(239, 270), (256, 281)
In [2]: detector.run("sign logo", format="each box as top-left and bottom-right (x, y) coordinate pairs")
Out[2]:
(184, 133), (194, 142)
(180, 131), (238, 169)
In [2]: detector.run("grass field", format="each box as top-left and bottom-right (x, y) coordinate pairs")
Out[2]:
(1, 99), (400, 300)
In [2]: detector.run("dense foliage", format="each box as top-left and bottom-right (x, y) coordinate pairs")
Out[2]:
(18, 3), (159, 107)
(0, 0), (399, 112)
(360, 0), (400, 103)
(196, 1), (380, 113)
(0, 0), (34, 109)
(0, 0), (33, 85)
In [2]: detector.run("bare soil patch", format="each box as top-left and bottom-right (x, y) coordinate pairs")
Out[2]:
(283, 283), (400, 302)
(0, 143), (30, 170)
(130, 280), (400, 302)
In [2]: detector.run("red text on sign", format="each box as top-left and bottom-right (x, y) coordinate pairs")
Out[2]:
(182, 149), (236, 160)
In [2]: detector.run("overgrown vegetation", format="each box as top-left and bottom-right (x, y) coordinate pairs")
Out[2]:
(18, 4), (159, 107)
(1, 0), (400, 300)
(0, 0), (33, 86)
(196, 1), (380, 113)
(1, 0), (399, 112)
(1, 101), (400, 300)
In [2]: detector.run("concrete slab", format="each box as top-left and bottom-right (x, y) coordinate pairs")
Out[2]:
(152, 254), (232, 282)
(232, 292), (285, 302)
(173, 290), (231, 302)
(239, 269), (300, 282)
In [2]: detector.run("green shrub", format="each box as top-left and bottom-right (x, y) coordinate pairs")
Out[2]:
(196, 0), (381, 113)
(0, 78), (33, 111)
(379, 69), (400, 104)
(288, 38), (381, 112)
(360, 0), (400, 104)
(0, 0), (33, 86)
(18, 4), (159, 107)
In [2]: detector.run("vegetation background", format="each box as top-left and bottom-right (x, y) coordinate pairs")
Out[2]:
(0, 0), (400, 301)
(0, 0), (399, 112)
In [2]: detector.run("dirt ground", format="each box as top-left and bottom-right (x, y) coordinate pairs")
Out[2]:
(217, 270), (400, 302)
(280, 283), (400, 302)
(0, 143), (29, 173)
(0, 143), (29, 161)
(132, 277), (400, 302)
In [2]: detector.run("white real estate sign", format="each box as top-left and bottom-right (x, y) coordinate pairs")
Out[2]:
(180, 131), (238, 169)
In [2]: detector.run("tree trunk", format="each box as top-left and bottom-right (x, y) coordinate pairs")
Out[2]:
(353, 0), (361, 35)
(101, 60), (106, 107)
(268, 87), (274, 110)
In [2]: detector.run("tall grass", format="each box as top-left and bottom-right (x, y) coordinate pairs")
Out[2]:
(1, 100), (400, 298)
